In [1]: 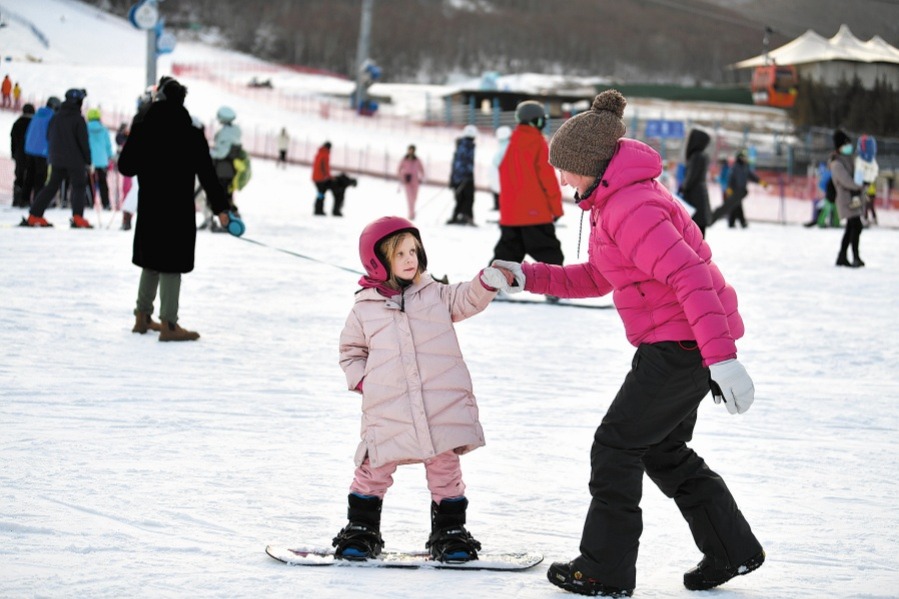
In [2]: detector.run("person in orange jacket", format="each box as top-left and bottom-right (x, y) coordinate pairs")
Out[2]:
(1, 75), (12, 108)
(491, 101), (564, 270)
(312, 141), (333, 215)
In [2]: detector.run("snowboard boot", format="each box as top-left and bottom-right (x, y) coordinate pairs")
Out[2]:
(159, 321), (200, 342)
(426, 497), (481, 563)
(546, 561), (634, 597)
(852, 257), (865, 268)
(332, 493), (384, 560)
(683, 550), (765, 591)
(121, 211), (133, 231)
(132, 312), (162, 334)
(70, 215), (93, 229)
(835, 254), (852, 267)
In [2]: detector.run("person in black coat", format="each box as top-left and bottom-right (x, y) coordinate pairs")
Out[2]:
(117, 78), (230, 341)
(677, 129), (712, 237)
(10, 103), (35, 207)
(329, 172), (357, 216)
(448, 125), (476, 225)
(24, 89), (92, 227)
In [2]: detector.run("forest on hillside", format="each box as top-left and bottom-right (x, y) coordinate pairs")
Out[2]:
(88, 0), (899, 85)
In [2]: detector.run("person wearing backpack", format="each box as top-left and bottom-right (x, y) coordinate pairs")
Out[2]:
(210, 106), (243, 225)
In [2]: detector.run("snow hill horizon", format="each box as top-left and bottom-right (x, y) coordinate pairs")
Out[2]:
(2, 1), (898, 598)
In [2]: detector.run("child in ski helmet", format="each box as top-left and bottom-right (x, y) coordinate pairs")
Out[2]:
(210, 105), (242, 219)
(855, 134), (879, 225)
(333, 216), (513, 563)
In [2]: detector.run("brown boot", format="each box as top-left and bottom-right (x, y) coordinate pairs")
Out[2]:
(159, 320), (200, 342)
(132, 312), (163, 334)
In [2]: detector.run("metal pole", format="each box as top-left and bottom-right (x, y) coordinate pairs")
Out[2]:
(146, 29), (156, 88)
(354, 0), (374, 110)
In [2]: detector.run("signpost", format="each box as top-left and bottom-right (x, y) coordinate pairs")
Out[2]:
(128, 0), (175, 88)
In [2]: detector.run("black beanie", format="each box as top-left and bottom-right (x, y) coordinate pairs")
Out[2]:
(158, 79), (187, 105)
(833, 129), (851, 150)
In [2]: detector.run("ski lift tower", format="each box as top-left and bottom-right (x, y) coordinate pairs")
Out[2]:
(353, 0), (374, 111)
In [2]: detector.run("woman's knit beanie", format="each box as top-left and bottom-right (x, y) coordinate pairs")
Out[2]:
(832, 129), (851, 151)
(549, 89), (627, 177)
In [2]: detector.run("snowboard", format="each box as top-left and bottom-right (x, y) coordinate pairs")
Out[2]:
(265, 545), (543, 571)
(492, 296), (613, 310)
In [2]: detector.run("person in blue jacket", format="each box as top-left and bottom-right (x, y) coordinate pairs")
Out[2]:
(24, 89), (92, 228)
(87, 108), (114, 210)
(23, 96), (61, 203)
(447, 125), (477, 225)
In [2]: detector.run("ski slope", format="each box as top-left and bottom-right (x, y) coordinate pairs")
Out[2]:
(2, 1), (898, 598)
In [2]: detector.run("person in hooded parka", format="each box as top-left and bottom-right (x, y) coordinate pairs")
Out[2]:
(678, 129), (712, 237)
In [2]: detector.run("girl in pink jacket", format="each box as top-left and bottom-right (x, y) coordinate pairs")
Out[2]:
(397, 145), (425, 220)
(333, 216), (512, 564)
(495, 90), (764, 597)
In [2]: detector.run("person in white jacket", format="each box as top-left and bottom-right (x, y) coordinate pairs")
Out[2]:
(333, 216), (513, 564)
(855, 134), (879, 226)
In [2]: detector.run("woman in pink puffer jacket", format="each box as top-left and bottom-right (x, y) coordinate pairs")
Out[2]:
(333, 216), (512, 565)
(495, 90), (764, 597)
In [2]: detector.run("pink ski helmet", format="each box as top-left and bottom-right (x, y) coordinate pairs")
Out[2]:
(359, 216), (427, 281)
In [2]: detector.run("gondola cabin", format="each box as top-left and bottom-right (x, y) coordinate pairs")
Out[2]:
(751, 64), (798, 108)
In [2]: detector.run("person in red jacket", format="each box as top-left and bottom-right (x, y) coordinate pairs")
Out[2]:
(312, 141), (333, 215)
(491, 101), (564, 296)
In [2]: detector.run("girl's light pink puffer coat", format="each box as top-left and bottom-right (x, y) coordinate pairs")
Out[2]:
(340, 273), (496, 468)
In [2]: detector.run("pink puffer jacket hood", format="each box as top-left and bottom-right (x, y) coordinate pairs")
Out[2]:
(522, 138), (743, 366)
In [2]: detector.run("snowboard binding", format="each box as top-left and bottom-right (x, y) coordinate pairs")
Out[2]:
(332, 522), (384, 560)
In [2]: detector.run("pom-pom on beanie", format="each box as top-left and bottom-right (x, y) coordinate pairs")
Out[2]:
(549, 89), (627, 178)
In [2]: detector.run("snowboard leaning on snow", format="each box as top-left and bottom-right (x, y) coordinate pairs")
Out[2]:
(265, 545), (543, 571)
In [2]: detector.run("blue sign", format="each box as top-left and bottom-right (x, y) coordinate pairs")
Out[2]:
(129, 0), (159, 30)
(645, 120), (685, 139)
(157, 30), (176, 54)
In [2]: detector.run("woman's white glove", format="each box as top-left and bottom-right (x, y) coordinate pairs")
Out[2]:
(490, 260), (525, 293)
(480, 267), (510, 291)
(708, 359), (755, 415)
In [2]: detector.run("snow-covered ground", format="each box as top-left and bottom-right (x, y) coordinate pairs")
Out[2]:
(2, 1), (899, 598)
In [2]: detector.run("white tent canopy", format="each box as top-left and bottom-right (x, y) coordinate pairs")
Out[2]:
(733, 25), (899, 68)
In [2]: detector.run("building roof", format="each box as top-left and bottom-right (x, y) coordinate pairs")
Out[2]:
(733, 25), (899, 68)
